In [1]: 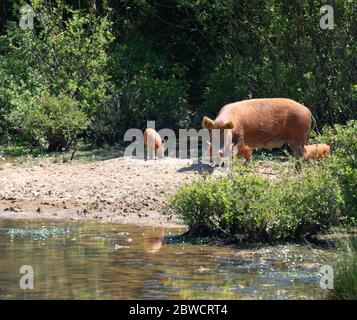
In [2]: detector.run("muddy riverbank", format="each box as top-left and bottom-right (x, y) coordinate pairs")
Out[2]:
(0, 157), (202, 227)
(0, 153), (290, 227)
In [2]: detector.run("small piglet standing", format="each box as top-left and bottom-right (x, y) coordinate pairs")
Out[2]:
(144, 128), (165, 160)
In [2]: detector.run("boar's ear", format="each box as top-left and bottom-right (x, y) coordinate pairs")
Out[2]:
(202, 116), (214, 129)
(223, 121), (234, 129)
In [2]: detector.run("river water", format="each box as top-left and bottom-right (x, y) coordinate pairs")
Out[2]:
(0, 218), (337, 300)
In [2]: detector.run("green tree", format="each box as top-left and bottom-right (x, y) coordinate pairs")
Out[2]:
(0, 0), (113, 149)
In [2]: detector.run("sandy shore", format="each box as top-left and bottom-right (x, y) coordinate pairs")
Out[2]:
(0, 157), (206, 227)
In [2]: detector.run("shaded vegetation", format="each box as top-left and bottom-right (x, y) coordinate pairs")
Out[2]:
(320, 120), (357, 223)
(0, 0), (356, 151)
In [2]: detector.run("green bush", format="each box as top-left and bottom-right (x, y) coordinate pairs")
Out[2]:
(7, 94), (88, 151)
(168, 166), (344, 242)
(331, 236), (357, 300)
(266, 168), (344, 240)
(0, 2), (113, 146)
(320, 120), (357, 222)
(168, 171), (270, 236)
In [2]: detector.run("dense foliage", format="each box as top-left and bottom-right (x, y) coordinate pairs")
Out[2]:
(320, 120), (357, 223)
(168, 165), (344, 242)
(0, 0), (356, 150)
(0, 1), (113, 147)
(7, 94), (88, 151)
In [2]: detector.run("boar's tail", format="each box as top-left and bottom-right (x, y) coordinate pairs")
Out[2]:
(310, 113), (321, 136)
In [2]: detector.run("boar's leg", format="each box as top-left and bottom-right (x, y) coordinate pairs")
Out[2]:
(290, 142), (305, 173)
(148, 146), (155, 160)
(156, 145), (164, 159)
(234, 143), (251, 166)
(243, 156), (252, 166)
(243, 146), (253, 166)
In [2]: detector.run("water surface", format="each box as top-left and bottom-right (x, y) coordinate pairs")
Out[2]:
(0, 219), (336, 299)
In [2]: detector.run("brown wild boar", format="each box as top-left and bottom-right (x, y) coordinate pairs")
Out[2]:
(202, 98), (315, 171)
(304, 144), (331, 161)
(144, 128), (164, 160)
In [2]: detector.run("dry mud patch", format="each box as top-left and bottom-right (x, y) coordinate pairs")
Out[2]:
(0, 157), (203, 226)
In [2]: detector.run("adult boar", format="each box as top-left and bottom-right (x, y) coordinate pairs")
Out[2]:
(202, 98), (314, 171)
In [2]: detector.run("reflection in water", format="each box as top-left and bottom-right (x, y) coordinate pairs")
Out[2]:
(143, 228), (164, 254)
(0, 219), (337, 300)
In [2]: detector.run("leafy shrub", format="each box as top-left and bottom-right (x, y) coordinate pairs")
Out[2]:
(168, 166), (343, 242)
(266, 167), (344, 240)
(331, 236), (357, 300)
(320, 120), (357, 223)
(7, 94), (88, 151)
(0, 2), (113, 145)
(168, 171), (270, 236)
